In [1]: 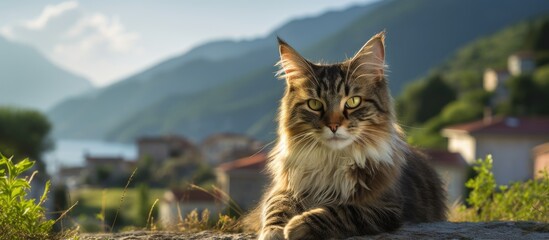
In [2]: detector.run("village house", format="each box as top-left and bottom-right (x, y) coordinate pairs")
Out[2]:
(84, 154), (136, 185)
(422, 149), (468, 204)
(483, 51), (535, 104)
(201, 133), (263, 166)
(507, 52), (535, 76)
(137, 135), (196, 163)
(159, 188), (223, 228)
(442, 117), (549, 185)
(483, 68), (511, 104)
(58, 134), (202, 188)
(216, 152), (268, 211)
(55, 166), (86, 189)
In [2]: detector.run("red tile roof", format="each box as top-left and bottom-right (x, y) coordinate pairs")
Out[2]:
(422, 149), (467, 167)
(216, 153), (267, 172)
(443, 117), (549, 136)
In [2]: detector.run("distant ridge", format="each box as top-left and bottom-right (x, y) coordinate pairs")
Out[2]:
(0, 36), (92, 110)
(47, 1), (383, 140)
(48, 0), (549, 142)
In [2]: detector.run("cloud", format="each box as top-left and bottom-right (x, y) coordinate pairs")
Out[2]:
(24, 1), (79, 30)
(0, 26), (14, 39)
(66, 13), (139, 53)
(0, 1), (141, 84)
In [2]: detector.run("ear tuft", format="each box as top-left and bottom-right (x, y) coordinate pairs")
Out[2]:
(348, 31), (386, 81)
(277, 36), (287, 46)
(276, 37), (312, 84)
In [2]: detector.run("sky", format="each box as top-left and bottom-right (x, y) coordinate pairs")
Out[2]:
(0, 0), (377, 87)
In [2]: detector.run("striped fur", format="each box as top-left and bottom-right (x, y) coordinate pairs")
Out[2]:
(244, 32), (446, 240)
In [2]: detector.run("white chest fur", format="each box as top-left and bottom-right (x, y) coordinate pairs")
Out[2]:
(272, 144), (384, 205)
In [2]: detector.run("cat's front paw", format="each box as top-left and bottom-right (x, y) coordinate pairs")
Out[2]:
(258, 227), (284, 240)
(283, 215), (316, 240)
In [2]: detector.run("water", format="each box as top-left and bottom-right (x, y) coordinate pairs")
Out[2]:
(43, 139), (137, 174)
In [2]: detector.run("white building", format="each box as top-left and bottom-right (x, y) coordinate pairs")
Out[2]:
(533, 142), (549, 179)
(483, 51), (535, 104)
(508, 52), (535, 76)
(442, 117), (549, 185)
(483, 68), (511, 103)
(216, 153), (268, 211)
(422, 149), (467, 204)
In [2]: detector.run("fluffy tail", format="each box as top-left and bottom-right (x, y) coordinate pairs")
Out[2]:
(241, 205), (262, 232)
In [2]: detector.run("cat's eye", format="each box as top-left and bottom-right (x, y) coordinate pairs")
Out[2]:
(307, 99), (323, 111)
(345, 96), (362, 109)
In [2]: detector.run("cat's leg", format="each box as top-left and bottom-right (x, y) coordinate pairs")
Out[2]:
(283, 203), (402, 240)
(259, 191), (303, 240)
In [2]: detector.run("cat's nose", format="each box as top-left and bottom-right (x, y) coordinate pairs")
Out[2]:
(328, 123), (339, 133)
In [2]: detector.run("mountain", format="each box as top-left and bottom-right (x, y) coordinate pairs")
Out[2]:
(105, 66), (282, 142)
(49, 0), (549, 142)
(47, 1), (385, 139)
(305, 0), (549, 92)
(0, 36), (92, 111)
(141, 1), (386, 77)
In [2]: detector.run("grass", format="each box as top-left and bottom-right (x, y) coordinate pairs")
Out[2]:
(5, 149), (548, 240)
(67, 185), (242, 233)
(0, 152), (241, 237)
(68, 187), (165, 231)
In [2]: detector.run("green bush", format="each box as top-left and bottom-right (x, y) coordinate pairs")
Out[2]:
(0, 154), (54, 239)
(454, 155), (549, 222)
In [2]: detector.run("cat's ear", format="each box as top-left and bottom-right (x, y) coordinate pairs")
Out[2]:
(277, 37), (312, 83)
(348, 31), (386, 80)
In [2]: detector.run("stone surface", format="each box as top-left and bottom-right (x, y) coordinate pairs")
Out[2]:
(81, 231), (255, 240)
(81, 222), (549, 239)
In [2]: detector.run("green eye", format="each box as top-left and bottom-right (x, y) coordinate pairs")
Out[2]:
(345, 96), (361, 109)
(307, 99), (323, 111)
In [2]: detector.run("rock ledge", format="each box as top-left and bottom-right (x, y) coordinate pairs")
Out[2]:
(82, 221), (549, 239)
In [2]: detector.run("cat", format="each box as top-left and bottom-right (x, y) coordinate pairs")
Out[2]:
(244, 32), (446, 240)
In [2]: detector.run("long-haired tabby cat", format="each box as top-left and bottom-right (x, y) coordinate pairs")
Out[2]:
(244, 32), (446, 240)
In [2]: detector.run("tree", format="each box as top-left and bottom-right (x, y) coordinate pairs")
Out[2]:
(524, 18), (549, 66)
(0, 107), (52, 175)
(408, 89), (489, 149)
(397, 73), (457, 125)
(500, 74), (549, 116)
(524, 19), (549, 53)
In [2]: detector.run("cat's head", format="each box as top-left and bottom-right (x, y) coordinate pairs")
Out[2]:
(277, 32), (396, 151)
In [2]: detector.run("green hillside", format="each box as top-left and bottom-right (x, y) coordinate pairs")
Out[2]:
(398, 16), (549, 148)
(106, 67), (282, 141)
(48, 0), (549, 142)
(48, 48), (277, 139)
